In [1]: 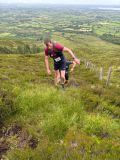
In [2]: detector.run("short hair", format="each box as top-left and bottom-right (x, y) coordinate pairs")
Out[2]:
(44, 38), (52, 45)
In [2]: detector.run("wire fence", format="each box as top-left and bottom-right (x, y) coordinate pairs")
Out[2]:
(79, 57), (113, 87)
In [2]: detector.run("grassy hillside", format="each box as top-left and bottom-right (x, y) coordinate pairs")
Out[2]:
(0, 40), (120, 159)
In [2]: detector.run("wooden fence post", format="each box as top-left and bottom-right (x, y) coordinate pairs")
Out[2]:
(86, 61), (89, 68)
(99, 67), (103, 81)
(106, 67), (112, 86)
(89, 62), (93, 71)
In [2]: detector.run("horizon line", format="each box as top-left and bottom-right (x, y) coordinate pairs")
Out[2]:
(0, 2), (120, 5)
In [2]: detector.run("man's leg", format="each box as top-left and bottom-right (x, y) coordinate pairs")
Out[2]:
(65, 71), (69, 84)
(60, 70), (66, 88)
(61, 70), (65, 83)
(59, 60), (66, 88)
(54, 70), (60, 86)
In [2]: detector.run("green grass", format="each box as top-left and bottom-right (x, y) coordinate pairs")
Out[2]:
(0, 33), (15, 38)
(94, 21), (120, 37)
(0, 51), (119, 159)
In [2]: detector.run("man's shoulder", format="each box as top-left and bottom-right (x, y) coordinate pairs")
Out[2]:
(54, 42), (64, 50)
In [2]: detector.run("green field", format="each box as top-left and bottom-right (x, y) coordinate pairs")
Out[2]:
(0, 4), (120, 160)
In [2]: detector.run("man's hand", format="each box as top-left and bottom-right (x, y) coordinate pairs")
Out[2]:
(74, 58), (80, 65)
(47, 69), (51, 75)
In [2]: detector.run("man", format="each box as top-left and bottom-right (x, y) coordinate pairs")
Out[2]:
(44, 38), (80, 86)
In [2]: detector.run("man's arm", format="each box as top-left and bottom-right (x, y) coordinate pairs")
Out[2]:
(63, 47), (80, 64)
(70, 61), (77, 72)
(45, 55), (51, 75)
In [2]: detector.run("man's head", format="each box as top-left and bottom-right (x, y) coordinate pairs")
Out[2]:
(44, 38), (53, 50)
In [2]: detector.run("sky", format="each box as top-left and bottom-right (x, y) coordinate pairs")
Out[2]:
(0, 0), (120, 5)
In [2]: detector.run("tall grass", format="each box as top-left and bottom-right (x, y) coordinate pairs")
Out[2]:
(0, 53), (119, 160)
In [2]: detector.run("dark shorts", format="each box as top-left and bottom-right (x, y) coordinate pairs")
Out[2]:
(54, 60), (66, 71)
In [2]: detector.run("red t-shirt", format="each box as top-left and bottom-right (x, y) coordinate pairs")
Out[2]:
(44, 43), (64, 58)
